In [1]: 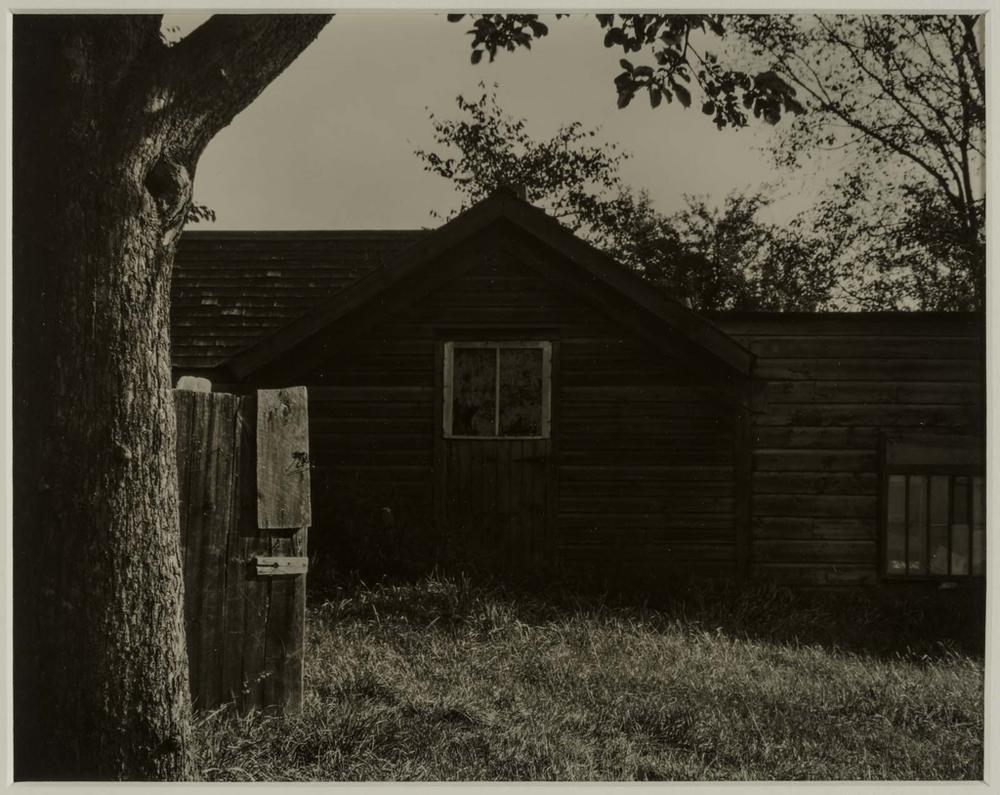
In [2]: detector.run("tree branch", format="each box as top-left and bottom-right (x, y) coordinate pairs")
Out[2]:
(776, 34), (963, 216)
(869, 20), (967, 155)
(164, 14), (333, 159)
(958, 15), (986, 98)
(820, 17), (963, 191)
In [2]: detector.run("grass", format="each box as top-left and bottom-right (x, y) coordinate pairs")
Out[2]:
(193, 572), (984, 781)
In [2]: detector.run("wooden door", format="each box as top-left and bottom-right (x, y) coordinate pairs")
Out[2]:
(437, 341), (554, 573)
(442, 438), (551, 572)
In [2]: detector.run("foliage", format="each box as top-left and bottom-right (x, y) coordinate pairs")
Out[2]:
(415, 86), (628, 231)
(193, 573), (984, 781)
(729, 14), (985, 310)
(186, 201), (217, 224)
(667, 191), (837, 311)
(448, 14), (805, 128)
(417, 89), (836, 311)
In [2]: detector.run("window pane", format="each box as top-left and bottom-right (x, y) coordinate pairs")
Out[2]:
(972, 476), (985, 576)
(452, 347), (496, 436)
(929, 476), (950, 575)
(951, 476), (970, 575)
(499, 348), (543, 436)
(907, 475), (927, 574)
(886, 475), (907, 575)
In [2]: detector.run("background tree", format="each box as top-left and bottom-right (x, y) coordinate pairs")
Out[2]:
(417, 90), (835, 311)
(667, 192), (836, 311)
(728, 14), (985, 310)
(13, 14), (331, 779)
(415, 85), (630, 231)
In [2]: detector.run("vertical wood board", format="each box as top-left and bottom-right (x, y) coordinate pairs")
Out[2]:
(257, 387), (312, 529)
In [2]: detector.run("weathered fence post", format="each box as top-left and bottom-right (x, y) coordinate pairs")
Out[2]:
(174, 386), (311, 713)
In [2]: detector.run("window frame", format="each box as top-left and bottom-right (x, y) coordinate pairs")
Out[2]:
(880, 434), (985, 582)
(442, 340), (552, 440)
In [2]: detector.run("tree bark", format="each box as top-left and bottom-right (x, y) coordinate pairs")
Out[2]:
(13, 14), (330, 779)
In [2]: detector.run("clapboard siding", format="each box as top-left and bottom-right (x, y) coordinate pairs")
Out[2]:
(302, 239), (742, 573)
(715, 314), (983, 587)
(555, 287), (740, 569)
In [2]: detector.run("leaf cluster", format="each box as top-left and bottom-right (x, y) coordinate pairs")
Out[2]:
(450, 14), (805, 129)
(447, 14), (556, 64)
(185, 201), (217, 225)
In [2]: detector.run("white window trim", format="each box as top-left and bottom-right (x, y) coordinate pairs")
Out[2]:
(443, 340), (552, 440)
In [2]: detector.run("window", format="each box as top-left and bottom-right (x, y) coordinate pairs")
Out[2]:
(443, 341), (552, 439)
(883, 436), (985, 578)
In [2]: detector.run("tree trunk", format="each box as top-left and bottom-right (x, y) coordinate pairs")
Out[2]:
(14, 17), (193, 780)
(12, 14), (330, 779)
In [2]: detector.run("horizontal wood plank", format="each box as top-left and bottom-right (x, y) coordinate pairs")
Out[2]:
(752, 563), (879, 586)
(754, 358), (979, 382)
(748, 335), (980, 360)
(752, 516), (875, 540)
(753, 449), (876, 472)
(751, 471), (877, 496)
(754, 539), (876, 564)
(752, 404), (975, 429)
(749, 380), (980, 406)
(753, 494), (877, 519)
(752, 426), (880, 448)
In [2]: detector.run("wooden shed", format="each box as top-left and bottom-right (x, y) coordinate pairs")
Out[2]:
(172, 189), (985, 588)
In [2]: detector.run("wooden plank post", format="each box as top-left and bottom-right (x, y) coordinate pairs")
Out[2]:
(256, 387), (311, 713)
(174, 390), (241, 711)
(175, 386), (311, 715)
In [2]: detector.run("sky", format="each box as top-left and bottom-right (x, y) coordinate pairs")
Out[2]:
(165, 13), (813, 231)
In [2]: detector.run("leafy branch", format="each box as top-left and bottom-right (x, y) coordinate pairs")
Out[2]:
(448, 13), (805, 129)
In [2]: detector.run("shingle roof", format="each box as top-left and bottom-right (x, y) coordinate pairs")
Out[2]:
(171, 230), (425, 371)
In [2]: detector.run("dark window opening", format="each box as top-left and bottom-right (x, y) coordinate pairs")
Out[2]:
(444, 342), (551, 439)
(885, 473), (985, 578)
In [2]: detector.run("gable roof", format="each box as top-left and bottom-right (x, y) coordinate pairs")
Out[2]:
(171, 230), (425, 371)
(219, 190), (755, 380)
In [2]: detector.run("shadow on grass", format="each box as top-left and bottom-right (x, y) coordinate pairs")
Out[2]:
(307, 557), (985, 662)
